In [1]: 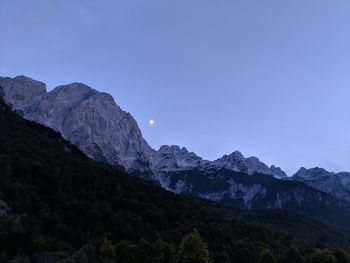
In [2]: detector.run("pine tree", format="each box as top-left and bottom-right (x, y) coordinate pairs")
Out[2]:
(332, 248), (349, 263)
(100, 236), (115, 263)
(258, 248), (276, 263)
(178, 229), (209, 263)
(282, 245), (304, 263)
(311, 249), (337, 263)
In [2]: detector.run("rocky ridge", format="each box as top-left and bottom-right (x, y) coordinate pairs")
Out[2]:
(1, 75), (350, 215)
(0, 75), (287, 184)
(0, 75), (155, 181)
(292, 167), (350, 201)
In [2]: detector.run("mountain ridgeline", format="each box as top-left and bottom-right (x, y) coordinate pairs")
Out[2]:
(1, 75), (350, 213)
(0, 75), (287, 181)
(1, 76), (350, 262)
(2, 87), (350, 262)
(293, 167), (350, 201)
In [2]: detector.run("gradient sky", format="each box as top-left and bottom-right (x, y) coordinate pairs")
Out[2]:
(0, 0), (349, 175)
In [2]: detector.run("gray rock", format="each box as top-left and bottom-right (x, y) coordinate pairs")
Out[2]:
(213, 151), (252, 174)
(292, 167), (350, 201)
(0, 75), (46, 111)
(150, 146), (287, 186)
(149, 145), (212, 187)
(163, 167), (348, 213)
(0, 76), (155, 181)
(0, 75), (286, 183)
(213, 151), (287, 178)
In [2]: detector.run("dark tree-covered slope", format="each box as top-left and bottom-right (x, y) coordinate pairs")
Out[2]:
(0, 98), (349, 262)
(166, 168), (350, 232)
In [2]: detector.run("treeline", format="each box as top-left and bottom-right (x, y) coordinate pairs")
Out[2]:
(3, 229), (349, 263)
(99, 233), (350, 263)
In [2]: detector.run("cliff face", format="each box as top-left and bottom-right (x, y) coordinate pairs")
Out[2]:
(292, 167), (350, 201)
(1, 75), (288, 184)
(0, 76), (155, 181)
(2, 75), (350, 218)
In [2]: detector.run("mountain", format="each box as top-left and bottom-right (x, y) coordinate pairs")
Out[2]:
(148, 144), (350, 228)
(149, 146), (287, 189)
(159, 167), (350, 228)
(2, 93), (350, 262)
(4, 75), (350, 220)
(0, 75), (155, 181)
(5, 75), (350, 219)
(149, 145), (213, 188)
(292, 167), (350, 201)
(0, 75), (287, 183)
(213, 151), (287, 178)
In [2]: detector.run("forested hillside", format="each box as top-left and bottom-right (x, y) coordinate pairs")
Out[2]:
(0, 98), (349, 262)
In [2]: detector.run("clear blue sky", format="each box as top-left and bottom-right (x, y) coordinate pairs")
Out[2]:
(0, 0), (349, 175)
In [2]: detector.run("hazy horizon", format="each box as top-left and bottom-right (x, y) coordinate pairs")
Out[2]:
(1, 0), (349, 175)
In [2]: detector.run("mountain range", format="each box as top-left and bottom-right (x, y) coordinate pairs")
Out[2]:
(2, 89), (350, 262)
(1, 75), (350, 213)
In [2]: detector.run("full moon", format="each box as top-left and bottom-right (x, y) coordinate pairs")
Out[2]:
(149, 119), (155, 125)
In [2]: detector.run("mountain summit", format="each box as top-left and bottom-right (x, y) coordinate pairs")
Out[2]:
(0, 76), (155, 181)
(0, 75), (286, 183)
(292, 167), (350, 201)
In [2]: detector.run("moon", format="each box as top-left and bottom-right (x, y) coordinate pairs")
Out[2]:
(149, 119), (155, 125)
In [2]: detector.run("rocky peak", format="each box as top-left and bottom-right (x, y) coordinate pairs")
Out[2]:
(213, 151), (252, 174)
(212, 151), (287, 178)
(150, 145), (212, 187)
(292, 167), (350, 201)
(151, 144), (210, 171)
(269, 165), (287, 179)
(0, 75), (46, 110)
(0, 75), (288, 184)
(293, 167), (330, 180)
(0, 75), (155, 181)
(246, 156), (269, 173)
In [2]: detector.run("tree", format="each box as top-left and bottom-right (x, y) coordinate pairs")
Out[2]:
(229, 240), (258, 263)
(282, 245), (304, 263)
(332, 248), (349, 263)
(312, 249), (337, 263)
(100, 236), (115, 263)
(258, 248), (275, 263)
(178, 229), (209, 263)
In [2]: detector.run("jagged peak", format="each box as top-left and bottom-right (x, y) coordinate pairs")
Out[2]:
(0, 75), (47, 109)
(52, 82), (93, 95)
(217, 150), (245, 161)
(230, 150), (244, 157)
(246, 156), (261, 163)
(14, 75), (43, 82)
(158, 145), (190, 154)
(1, 75), (46, 89)
(292, 167), (335, 182)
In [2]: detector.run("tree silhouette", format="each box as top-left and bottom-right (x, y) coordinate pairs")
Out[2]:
(178, 229), (209, 263)
(312, 249), (337, 263)
(282, 245), (304, 263)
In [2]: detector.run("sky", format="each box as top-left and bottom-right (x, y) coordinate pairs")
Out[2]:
(0, 0), (349, 175)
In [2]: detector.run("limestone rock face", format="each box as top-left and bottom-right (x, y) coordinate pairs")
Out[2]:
(0, 75), (287, 184)
(3, 75), (350, 214)
(150, 146), (287, 188)
(292, 167), (350, 201)
(0, 75), (46, 110)
(149, 145), (212, 188)
(213, 151), (287, 178)
(0, 76), (155, 181)
(213, 151), (252, 174)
